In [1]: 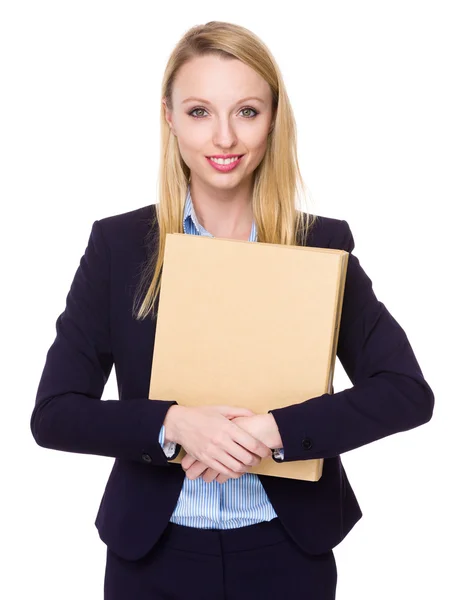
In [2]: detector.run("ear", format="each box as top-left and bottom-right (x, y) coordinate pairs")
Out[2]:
(162, 98), (176, 135)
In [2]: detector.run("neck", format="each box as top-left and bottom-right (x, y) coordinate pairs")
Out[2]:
(189, 178), (254, 239)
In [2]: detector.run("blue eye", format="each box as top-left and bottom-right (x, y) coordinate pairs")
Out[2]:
(188, 107), (259, 119)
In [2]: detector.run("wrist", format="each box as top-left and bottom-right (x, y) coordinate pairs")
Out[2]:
(163, 405), (184, 444)
(265, 412), (283, 449)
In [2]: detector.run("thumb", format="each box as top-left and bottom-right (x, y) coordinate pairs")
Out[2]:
(215, 405), (255, 418)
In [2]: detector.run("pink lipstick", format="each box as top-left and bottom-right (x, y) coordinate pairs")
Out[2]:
(206, 155), (244, 172)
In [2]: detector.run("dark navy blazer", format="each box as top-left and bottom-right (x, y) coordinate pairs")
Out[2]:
(31, 205), (434, 561)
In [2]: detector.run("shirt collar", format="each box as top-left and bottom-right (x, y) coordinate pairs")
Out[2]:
(183, 184), (257, 241)
(183, 184), (210, 235)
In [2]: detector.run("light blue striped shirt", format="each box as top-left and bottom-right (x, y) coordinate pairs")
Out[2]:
(156, 184), (284, 529)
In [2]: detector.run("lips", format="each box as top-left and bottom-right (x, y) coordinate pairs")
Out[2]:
(206, 155), (244, 172)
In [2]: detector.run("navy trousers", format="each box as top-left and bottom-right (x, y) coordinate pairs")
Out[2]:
(104, 517), (337, 599)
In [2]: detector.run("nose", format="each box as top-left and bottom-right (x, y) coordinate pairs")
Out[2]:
(212, 117), (238, 150)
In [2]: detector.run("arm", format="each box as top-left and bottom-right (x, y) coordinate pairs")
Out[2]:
(30, 219), (181, 467)
(268, 220), (435, 462)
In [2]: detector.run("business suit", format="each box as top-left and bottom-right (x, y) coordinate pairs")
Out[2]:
(31, 204), (434, 595)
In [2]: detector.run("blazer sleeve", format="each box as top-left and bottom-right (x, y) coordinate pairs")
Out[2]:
(30, 219), (181, 467)
(268, 219), (435, 462)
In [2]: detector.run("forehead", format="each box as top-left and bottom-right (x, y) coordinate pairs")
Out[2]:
(172, 55), (271, 102)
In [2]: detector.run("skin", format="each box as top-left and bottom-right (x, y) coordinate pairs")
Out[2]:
(162, 54), (282, 483)
(181, 414), (283, 483)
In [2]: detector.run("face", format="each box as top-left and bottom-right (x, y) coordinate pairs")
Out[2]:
(163, 54), (275, 193)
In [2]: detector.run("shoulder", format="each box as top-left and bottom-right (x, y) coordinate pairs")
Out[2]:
(298, 212), (355, 253)
(92, 204), (158, 257)
(97, 204), (156, 238)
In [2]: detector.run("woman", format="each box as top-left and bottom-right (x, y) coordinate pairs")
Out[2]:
(31, 21), (435, 600)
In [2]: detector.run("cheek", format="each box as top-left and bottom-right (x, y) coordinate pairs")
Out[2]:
(247, 128), (270, 151)
(176, 138), (201, 168)
(177, 129), (208, 158)
(247, 137), (269, 162)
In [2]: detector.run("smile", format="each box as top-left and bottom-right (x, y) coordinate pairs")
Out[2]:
(206, 155), (244, 172)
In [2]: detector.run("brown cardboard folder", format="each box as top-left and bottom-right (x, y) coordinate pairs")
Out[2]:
(149, 233), (349, 481)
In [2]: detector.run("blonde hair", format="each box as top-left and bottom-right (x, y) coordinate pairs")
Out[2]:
(134, 21), (317, 321)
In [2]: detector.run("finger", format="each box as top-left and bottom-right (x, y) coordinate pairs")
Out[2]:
(202, 468), (218, 483)
(216, 474), (230, 484)
(181, 454), (196, 470)
(219, 428), (266, 467)
(231, 426), (272, 460)
(220, 441), (262, 469)
(201, 429), (262, 473)
(199, 451), (244, 478)
(185, 461), (209, 480)
(210, 445), (255, 475)
(195, 428), (250, 475)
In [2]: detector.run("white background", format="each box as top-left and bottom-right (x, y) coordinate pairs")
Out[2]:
(1, 1), (457, 598)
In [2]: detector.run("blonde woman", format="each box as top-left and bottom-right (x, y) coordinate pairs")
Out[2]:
(31, 21), (434, 600)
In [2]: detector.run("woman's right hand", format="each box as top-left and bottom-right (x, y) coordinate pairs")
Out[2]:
(163, 404), (272, 478)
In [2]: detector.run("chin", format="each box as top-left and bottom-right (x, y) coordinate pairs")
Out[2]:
(209, 177), (247, 189)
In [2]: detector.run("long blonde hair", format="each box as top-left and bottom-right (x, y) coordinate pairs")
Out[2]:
(134, 21), (317, 321)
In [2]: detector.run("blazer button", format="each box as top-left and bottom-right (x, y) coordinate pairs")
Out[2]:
(142, 453), (152, 463)
(302, 438), (313, 450)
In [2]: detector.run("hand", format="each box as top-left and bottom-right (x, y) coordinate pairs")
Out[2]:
(181, 452), (244, 484)
(165, 405), (272, 478)
(181, 413), (283, 483)
(231, 414), (283, 449)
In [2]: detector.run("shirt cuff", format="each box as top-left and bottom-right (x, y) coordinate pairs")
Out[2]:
(272, 448), (284, 461)
(159, 424), (178, 458)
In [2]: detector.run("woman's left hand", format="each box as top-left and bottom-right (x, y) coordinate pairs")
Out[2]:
(180, 413), (283, 484)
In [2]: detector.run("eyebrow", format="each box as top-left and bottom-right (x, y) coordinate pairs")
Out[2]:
(181, 96), (266, 105)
